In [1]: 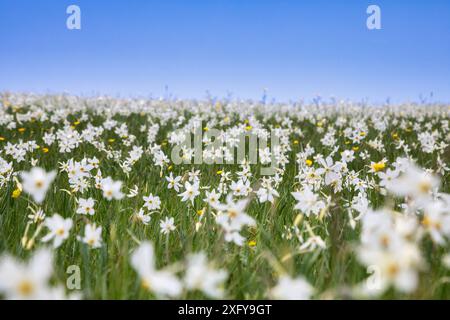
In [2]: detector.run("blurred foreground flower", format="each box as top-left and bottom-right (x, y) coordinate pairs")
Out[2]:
(20, 167), (56, 203)
(131, 241), (182, 298)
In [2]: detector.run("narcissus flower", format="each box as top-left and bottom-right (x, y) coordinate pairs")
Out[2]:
(0, 249), (54, 299)
(143, 193), (161, 211)
(78, 223), (102, 248)
(76, 197), (95, 216)
(270, 275), (313, 300)
(178, 181), (200, 204)
(184, 253), (228, 298)
(100, 177), (124, 200)
(20, 167), (56, 204)
(160, 217), (176, 235)
(130, 241), (182, 298)
(41, 214), (73, 248)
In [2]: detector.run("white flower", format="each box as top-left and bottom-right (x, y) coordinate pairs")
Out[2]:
(213, 195), (255, 246)
(166, 173), (182, 192)
(357, 243), (422, 294)
(230, 179), (250, 197)
(357, 209), (424, 295)
(377, 168), (399, 190)
(341, 150), (355, 163)
(184, 253), (228, 298)
(78, 223), (102, 248)
(76, 197), (95, 216)
(270, 275), (313, 300)
(160, 217), (176, 235)
(178, 181), (200, 204)
(101, 177), (124, 200)
(143, 193), (161, 211)
(291, 187), (326, 216)
(213, 195), (255, 231)
(130, 241), (182, 298)
(0, 249), (54, 299)
(259, 147), (272, 164)
(41, 214), (73, 248)
(351, 194), (370, 218)
(20, 167), (56, 203)
(388, 163), (439, 205)
(204, 190), (221, 206)
(300, 235), (326, 251)
(256, 186), (279, 204)
(316, 156), (342, 186)
(135, 208), (151, 225)
(127, 185), (139, 198)
(422, 201), (450, 245)
(28, 208), (46, 224)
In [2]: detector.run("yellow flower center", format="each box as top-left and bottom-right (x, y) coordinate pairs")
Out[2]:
(380, 234), (390, 247)
(387, 263), (399, 276)
(418, 181), (431, 194)
(18, 280), (34, 296)
(141, 279), (151, 290)
(228, 209), (238, 218)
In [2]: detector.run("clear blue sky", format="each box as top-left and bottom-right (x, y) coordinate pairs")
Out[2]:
(1, 0), (449, 103)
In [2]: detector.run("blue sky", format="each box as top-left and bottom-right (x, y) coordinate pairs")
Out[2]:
(0, 0), (449, 103)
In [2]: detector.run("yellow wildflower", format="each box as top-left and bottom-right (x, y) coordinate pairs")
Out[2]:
(248, 240), (257, 247)
(371, 161), (386, 172)
(12, 188), (22, 199)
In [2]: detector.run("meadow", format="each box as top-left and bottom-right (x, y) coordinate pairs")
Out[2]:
(0, 92), (449, 299)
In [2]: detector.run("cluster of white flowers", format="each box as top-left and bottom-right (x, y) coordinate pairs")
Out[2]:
(131, 241), (228, 298)
(0, 249), (79, 299)
(355, 161), (450, 296)
(0, 92), (449, 299)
